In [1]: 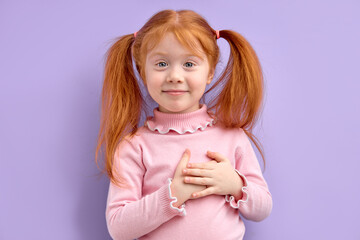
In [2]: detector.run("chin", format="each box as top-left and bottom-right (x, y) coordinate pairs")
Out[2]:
(159, 106), (186, 114)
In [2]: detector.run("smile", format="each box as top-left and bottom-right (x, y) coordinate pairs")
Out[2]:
(162, 90), (188, 96)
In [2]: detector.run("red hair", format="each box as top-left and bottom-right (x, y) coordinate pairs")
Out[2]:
(95, 9), (266, 186)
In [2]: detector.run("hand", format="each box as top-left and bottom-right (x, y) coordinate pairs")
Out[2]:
(182, 151), (244, 199)
(170, 149), (206, 208)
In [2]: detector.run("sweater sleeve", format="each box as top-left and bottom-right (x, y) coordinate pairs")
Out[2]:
(225, 129), (273, 222)
(106, 138), (186, 240)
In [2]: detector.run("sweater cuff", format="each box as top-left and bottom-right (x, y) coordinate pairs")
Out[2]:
(225, 169), (249, 209)
(167, 178), (187, 216)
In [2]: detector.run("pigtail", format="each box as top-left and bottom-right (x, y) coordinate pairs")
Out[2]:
(95, 34), (143, 186)
(208, 30), (266, 169)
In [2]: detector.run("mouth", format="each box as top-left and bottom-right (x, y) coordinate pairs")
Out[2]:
(162, 90), (188, 96)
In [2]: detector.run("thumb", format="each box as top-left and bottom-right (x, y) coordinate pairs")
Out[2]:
(207, 151), (227, 163)
(175, 149), (191, 174)
(181, 149), (191, 165)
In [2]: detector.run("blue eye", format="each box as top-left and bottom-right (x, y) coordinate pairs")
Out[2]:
(184, 62), (194, 68)
(156, 62), (167, 67)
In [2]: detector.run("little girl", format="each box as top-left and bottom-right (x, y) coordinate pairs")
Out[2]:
(96, 9), (272, 240)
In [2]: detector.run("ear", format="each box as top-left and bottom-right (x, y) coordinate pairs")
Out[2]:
(207, 68), (215, 84)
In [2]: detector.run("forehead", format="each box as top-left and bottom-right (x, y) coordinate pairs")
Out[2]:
(146, 32), (205, 59)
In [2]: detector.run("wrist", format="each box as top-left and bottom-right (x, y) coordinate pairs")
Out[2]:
(170, 181), (187, 208)
(229, 171), (244, 199)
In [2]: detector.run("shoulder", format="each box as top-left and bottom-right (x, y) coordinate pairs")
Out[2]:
(112, 129), (149, 169)
(213, 123), (247, 137)
(231, 127), (252, 145)
(115, 127), (148, 153)
(214, 125), (253, 150)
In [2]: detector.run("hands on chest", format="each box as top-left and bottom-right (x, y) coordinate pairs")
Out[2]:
(170, 149), (244, 208)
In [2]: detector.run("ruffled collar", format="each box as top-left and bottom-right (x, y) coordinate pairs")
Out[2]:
(144, 105), (216, 134)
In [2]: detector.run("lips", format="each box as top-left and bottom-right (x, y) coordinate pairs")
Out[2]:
(162, 89), (188, 96)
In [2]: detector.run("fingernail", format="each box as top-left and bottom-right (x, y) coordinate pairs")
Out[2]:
(185, 177), (189, 182)
(183, 169), (187, 173)
(193, 193), (197, 197)
(187, 163), (191, 168)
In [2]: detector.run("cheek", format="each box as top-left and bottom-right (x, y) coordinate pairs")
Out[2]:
(144, 69), (162, 86)
(187, 81), (206, 96)
(146, 77), (162, 96)
(188, 74), (209, 90)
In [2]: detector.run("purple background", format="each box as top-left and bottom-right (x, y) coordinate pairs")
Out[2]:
(1, 1), (359, 239)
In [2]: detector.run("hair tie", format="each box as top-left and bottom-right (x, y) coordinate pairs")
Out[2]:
(215, 30), (220, 39)
(134, 31), (138, 38)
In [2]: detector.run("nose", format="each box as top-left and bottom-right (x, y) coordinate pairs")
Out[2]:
(166, 65), (184, 83)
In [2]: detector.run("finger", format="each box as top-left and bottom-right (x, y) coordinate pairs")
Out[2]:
(176, 149), (191, 175)
(192, 187), (215, 199)
(184, 149), (191, 159)
(180, 149), (191, 165)
(187, 161), (216, 169)
(206, 151), (229, 163)
(184, 176), (212, 186)
(183, 168), (212, 177)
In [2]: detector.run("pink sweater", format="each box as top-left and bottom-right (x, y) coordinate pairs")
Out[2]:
(106, 105), (272, 240)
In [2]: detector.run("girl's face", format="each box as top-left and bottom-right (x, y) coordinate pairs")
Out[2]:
(144, 32), (214, 114)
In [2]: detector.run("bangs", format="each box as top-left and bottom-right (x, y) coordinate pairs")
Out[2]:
(142, 25), (208, 60)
